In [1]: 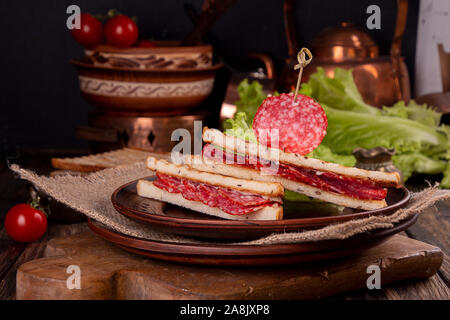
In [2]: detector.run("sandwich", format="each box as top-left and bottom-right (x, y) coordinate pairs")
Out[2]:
(137, 156), (284, 220)
(184, 128), (401, 211)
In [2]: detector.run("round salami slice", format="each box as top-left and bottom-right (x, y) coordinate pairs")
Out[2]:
(252, 93), (327, 155)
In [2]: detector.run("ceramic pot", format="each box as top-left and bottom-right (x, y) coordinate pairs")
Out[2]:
(72, 59), (222, 115)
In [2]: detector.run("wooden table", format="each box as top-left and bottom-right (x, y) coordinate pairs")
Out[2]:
(0, 152), (449, 300)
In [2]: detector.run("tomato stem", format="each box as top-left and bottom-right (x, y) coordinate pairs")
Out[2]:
(93, 14), (108, 23)
(107, 9), (121, 18)
(29, 196), (50, 218)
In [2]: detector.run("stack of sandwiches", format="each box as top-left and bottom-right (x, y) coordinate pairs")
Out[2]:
(136, 127), (401, 221)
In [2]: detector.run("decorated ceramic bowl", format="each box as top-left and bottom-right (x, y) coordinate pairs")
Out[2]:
(71, 58), (222, 115)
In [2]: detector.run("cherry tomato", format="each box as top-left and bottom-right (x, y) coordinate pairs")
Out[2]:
(104, 15), (138, 48)
(4, 204), (47, 243)
(136, 40), (157, 48)
(71, 13), (103, 49)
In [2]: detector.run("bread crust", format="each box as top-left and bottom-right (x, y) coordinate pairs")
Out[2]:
(137, 180), (283, 221)
(51, 148), (152, 172)
(202, 128), (401, 188)
(51, 158), (107, 172)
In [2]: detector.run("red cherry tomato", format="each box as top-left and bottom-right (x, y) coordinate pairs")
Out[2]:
(4, 204), (47, 243)
(71, 13), (103, 49)
(104, 15), (138, 48)
(136, 40), (157, 48)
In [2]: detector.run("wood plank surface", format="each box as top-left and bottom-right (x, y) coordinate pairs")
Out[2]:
(405, 200), (449, 285)
(406, 201), (449, 254)
(339, 273), (450, 300)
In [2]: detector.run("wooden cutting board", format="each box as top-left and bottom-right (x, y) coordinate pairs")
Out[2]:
(16, 231), (443, 300)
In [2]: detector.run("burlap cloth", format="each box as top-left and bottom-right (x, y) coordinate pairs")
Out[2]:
(10, 163), (450, 245)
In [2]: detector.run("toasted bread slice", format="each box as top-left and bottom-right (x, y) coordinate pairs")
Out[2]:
(137, 180), (283, 221)
(146, 156), (284, 198)
(202, 128), (401, 188)
(51, 148), (158, 172)
(185, 155), (387, 210)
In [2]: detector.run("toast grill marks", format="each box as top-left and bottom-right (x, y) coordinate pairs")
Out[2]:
(202, 144), (387, 201)
(152, 173), (280, 215)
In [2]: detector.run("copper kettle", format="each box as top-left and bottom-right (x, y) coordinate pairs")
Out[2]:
(277, 0), (411, 107)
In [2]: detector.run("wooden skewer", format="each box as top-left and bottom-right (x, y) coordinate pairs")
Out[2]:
(293, 48), (313, 103)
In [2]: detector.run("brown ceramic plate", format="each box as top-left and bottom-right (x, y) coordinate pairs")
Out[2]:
(88, 214), (417, 266)
(111, 177), (411, 241)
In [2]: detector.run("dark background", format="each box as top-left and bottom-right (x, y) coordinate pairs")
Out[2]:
(0, 0), (419, 152)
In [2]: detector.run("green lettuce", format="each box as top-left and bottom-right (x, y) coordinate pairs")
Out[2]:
(392, 153), (448, 181)
(307, 144), (356, 167)
(223, 112), (257, 143)
(381, 100), (441, 127)
(442, 163), (450, 188)
(234, 79), (267, 125)
(321, 105), (448, 154)
(301, 67), (379, 115)
(283, 190), (316, 202)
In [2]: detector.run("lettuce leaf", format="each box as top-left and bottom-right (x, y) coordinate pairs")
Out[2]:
(442, 163), (450, 188)
(321, 105), (448, 154)
(223, 112), (257, 143)
(381, 100), (441, 127)
(392, 153), (448, 181)
(283, 190), (317, 202)
(302, 67), (380, 115)
(307, 144), (356, 167)
(234, 79), (266, 125)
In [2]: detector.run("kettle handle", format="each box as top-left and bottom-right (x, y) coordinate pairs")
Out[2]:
(390, 0), (409, 102)
(391, 0), (408, 57)
(283, 0), (298, 60)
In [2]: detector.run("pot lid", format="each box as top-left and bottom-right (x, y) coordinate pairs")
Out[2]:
(311, 22), (379, 61)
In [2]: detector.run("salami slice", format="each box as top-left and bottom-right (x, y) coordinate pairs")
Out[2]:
(214, 193), (269, 215)
(181, 179), (201, 202)
(155, 173), (183, 193)
(197, 183), (218, 207)
(152, 178), (170, 192)
(252, 93), (327, 155)
(218, 202), (269, 215)
(217, 188), (271, 206)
